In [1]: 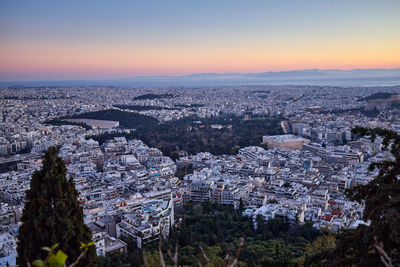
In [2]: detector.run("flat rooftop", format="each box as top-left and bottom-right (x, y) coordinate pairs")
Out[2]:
(64, 118), (119, 129)
(263, 134), (309, 142)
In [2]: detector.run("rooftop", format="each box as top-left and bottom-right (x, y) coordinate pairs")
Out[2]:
(263, 134), (310, 142)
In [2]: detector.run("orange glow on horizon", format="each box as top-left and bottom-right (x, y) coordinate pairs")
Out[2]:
(1, 38), (400, 79)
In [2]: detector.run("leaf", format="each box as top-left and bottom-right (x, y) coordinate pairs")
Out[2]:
(51, 243), (60, 251)
(48, 250), (68, 267)
(80, 241), (95, 250)
(54, 250), (68, 265)
(41, 247), (52, 252)
(32, 259), (46, 267)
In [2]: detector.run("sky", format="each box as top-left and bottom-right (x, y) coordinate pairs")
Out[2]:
(0, 0), (400, 81)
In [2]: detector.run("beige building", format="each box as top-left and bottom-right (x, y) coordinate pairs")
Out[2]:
(262, 134), (310, 150)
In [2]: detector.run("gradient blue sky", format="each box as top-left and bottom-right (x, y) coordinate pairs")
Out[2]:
(1, 0), (399, 81)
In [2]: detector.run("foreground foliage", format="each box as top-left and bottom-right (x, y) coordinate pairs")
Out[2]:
(308, 126), (400, 266)
(30, 242), (94, 267)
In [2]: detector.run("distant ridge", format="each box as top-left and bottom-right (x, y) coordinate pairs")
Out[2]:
(2, 68), (400, 87)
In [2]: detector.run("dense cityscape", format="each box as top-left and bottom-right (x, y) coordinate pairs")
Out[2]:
(1, 85), (399, 266)
(2, 0), (400, 266)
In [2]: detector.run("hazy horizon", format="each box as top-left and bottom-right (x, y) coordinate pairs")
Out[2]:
(0, 67), (399, 87)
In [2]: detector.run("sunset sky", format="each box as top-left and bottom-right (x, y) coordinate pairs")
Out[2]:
(1, 0), (399, 81)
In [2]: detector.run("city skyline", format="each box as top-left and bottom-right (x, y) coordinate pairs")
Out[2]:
(1, 0), (400, 81)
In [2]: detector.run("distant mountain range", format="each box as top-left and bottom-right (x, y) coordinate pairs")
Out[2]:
(3, 68), (400, 87)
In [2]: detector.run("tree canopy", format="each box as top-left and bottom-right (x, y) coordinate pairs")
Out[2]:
(17, 147), (97, 266)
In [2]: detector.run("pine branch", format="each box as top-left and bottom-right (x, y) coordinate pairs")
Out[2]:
(68, 250), (87, 267)
(167, 243), (178, 267)
(158, 238), (166, 267)
(374, 237), (393, 267)
(199, 246), (210, 263)
(192, 255), (203, 267)
(142, 248), (149, 267)
(228, 236), (244, 267)
(223, 252), (230, 267)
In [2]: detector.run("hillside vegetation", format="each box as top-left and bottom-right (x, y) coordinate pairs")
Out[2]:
(358, 92), (395, 102)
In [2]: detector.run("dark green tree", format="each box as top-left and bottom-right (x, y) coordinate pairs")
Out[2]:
(309, 126), (400, 266)
(239, 198), (244, 212)
(17, 147), (96, 266)
(260, 143), (269, 150)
